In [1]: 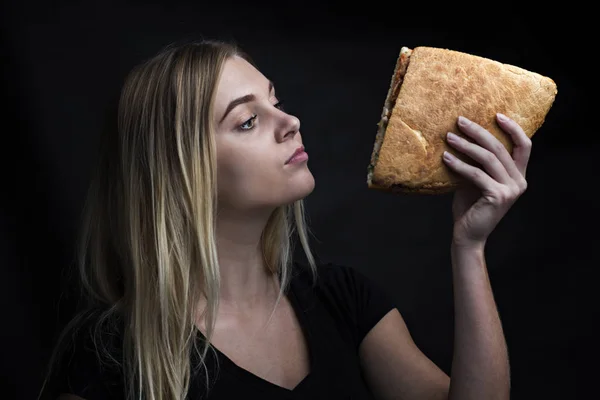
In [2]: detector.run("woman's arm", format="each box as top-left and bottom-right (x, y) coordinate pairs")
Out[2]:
(447, 242), (510, 400)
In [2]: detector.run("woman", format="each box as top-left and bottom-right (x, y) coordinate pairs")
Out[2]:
(39, 39), (530, 400)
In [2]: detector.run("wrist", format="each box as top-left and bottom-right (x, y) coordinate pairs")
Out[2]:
(450, 239), (486, 272)
(451, 237), (486, 254)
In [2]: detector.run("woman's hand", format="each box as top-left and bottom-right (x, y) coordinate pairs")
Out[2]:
(443, 113), (531, 249)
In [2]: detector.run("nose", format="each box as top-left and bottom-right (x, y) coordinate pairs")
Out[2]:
(276, 112), (300, 142)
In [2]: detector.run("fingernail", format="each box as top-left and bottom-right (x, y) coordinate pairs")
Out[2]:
(458, 116), (470, 126)
(443, 151), (454, 161)
(497, 113), (508, 122)
(447, 132), (458, 141)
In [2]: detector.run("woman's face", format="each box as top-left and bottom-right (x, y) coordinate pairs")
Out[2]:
(213, 56), (315, 212)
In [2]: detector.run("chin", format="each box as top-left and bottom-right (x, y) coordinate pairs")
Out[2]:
(284, 169), (316, 204)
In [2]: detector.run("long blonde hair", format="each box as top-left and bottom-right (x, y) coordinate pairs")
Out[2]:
(37, 38), (318, 400)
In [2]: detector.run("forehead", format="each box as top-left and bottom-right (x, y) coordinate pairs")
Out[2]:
(215, 56), (269, 102)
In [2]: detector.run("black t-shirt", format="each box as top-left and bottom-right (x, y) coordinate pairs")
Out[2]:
(44, 261), (397, 399)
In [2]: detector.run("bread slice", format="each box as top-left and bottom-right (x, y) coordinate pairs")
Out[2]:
(367, 46), (558, 194)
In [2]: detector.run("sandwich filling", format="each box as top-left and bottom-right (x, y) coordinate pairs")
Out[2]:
(367, 47), (413, 185)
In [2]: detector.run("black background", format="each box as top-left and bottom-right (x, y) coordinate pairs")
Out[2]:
(2, 1), (597, 399)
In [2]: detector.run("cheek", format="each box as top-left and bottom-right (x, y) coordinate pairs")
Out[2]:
(215, 140), (314, 208)
(216, 147), (280, 196)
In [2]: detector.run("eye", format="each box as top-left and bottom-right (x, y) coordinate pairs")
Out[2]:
(237, 101), (285, 132)
(239, 114), (257, 131)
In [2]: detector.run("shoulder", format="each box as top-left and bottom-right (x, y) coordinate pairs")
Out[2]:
(291, 259), (361, 280)
(292, 259), (388, 296)
(291, 260), (397, 348)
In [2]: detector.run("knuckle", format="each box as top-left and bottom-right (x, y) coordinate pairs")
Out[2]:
(507, 185), (521, 200)
(471, 168), (482, 180)
(500, 189), (514, 203)
(491, 191), (507, 206)
(493, 142), (505, 154)
(485, 151), (497, 164)
(518, 178), (528, 192)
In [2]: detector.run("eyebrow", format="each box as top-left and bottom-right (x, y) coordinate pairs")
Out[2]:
(219, 80), (275, 124)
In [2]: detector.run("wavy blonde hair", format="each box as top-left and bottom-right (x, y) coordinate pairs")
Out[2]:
(37, 38), (318, 400)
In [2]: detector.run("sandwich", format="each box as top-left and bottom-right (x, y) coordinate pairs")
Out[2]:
(367, 46), (558, 194)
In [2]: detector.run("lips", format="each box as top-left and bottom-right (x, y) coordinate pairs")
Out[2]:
(285, 146), (305, 164)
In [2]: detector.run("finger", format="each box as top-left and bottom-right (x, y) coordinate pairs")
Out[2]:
(496, 113), (532, 176)
(446, 131), (511, 185)
(443, 151), (498, 194)
(457, 116), (523, 181)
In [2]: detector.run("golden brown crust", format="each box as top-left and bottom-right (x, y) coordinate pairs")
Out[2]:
(370, 46), (558, 194)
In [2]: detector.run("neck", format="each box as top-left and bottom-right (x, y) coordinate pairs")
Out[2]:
(214, 206), (279, 313)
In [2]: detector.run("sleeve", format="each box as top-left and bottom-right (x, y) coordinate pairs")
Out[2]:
(49, 318), (126, 400)
(318, 262), (398, 349)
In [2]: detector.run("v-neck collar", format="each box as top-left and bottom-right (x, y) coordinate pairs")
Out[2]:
(195, 267), (317, 396)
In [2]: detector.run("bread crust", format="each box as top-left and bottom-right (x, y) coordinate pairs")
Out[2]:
(369, 46), (557, 194)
